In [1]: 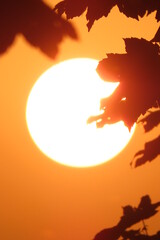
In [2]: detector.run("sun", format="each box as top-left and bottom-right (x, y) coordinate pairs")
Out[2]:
(26, 58), (135, 167)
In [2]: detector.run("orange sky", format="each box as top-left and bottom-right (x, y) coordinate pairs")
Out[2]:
(0, 1), (160, 240)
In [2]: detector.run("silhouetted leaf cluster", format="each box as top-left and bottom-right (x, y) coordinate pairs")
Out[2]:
(54, 2), (160, 171)
(54, 1), (160, 167)
(88, 38), (160, 130)
(87, 38), (160, 167)
(53, 2), (160, 240)
(1, 1), (160, 239)
(130, 110), (160, 167)
(54, 0), (160, 33)
(94, 195), (160, 240)
(138, 109), (160, 133)
(0, 0), (77, 58)
(131, 135), (160, 168)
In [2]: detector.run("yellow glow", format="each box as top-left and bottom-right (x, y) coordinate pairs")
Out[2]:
(26, 58), (135, 167)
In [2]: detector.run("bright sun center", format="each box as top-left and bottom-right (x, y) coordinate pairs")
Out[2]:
(26, 58), (135, 167)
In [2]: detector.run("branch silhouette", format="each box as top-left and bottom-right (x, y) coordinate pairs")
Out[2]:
(94, 195), (160, 240)
(0, 0), (77, 58)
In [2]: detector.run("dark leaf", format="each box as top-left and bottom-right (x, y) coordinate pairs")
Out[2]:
(93, 226), (121, 240)
(156, 8), (160, 21)
(117, 0), (160, 21)
(118, 195), (160, 229)
(117, 0), (146, 20)
(121, 229), (141, 239)
(88, 38), (160, 130)
(54, 0), (160, 31)
(152, 27), (160, 43)
(94, 195), (160, 240)
(131, 135), (160, 167)
(86, 0), (117, 31)
(54, 0), (87, 19)
(54, 0), (117, 31)
(124, 37), (160, 56)
(137, 109), (160, 132)
(0, 0), (77, 58)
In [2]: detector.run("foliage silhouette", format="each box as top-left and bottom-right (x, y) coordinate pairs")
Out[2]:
(87, 38), (160, 167)
(137, 109), (160, 133)
(54, 0), (160, 33)
(55, 0), (160, 167)
(54, 1), (160, 239)
(131, 135), (160, 168)
(94, 195), (160, 240)
(152, 26), (160, 42)
(0, 0), (77, 58)
(130, 109), (160, 167)
(1, 0), (160, 239)
(88, 38), (160, 129)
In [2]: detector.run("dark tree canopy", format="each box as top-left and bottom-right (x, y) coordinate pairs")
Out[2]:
(0, 0), (77, 58)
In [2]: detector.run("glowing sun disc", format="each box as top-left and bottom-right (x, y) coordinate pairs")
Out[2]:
(26, 58), (135, 167)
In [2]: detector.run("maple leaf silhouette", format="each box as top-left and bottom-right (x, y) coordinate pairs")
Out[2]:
(137, 109), (160, 132)
(54, 0), (117, 31)
(0, 0), (77, 58)
(131, 135), (160, 167)
(54, 0), (160, 31)
(94, 195), (160, 240)
(117, 0), (160, 21)
(88, 38), (160, 130)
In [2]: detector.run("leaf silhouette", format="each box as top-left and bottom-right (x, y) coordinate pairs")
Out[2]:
(137, 109), (160, 132)
(54, 0), (87, 19)
(54, 0), (117, 31)
(131, 135), (160, 167)
(94, 195), (160, 240)
(152, 27), (160, 43)
(121, 229), (141, 239)
(117, 0), (160, 21)
(0, 0), (77, 58)
(54, 0), (160, 31)
(88, 38), (160, 130)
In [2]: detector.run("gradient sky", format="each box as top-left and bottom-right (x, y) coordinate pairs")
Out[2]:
(0, 1), (160, 240)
